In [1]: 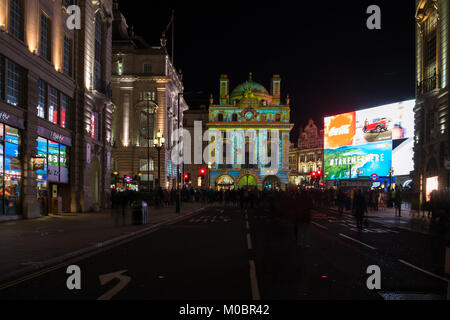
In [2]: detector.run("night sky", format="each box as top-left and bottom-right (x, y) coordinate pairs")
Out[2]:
(118, 0), (415, 143)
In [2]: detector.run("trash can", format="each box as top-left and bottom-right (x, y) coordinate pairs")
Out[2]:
(131, 201), (149, 225)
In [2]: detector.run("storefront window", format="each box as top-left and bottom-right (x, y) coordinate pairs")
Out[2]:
(0, 124), (21, 216)
(36, 137), (69, 185)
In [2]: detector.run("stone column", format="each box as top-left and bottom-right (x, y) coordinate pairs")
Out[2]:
(22, 71), (40, 219)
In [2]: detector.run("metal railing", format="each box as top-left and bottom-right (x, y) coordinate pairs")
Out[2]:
(417, 73), (440, 95)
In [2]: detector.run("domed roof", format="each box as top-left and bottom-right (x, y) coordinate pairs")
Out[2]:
(231, 81), (270, 97)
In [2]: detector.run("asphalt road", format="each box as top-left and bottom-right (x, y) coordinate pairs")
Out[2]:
(0, 205), (447, 300)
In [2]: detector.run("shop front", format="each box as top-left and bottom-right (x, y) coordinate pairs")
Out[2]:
(0, 112), (24, 217)
(36, 127), (71, 215)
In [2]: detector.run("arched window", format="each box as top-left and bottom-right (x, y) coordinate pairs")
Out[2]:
(218, 113), (224, 122)
(232, 113), (238, 122)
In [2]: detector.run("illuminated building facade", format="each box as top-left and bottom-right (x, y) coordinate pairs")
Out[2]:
(289, 119), (324, 186)
(111, 3), (188, 191)
(0, 0), (113, 219)
(207, 74), (293, 190)
(414, 0), (450, 201)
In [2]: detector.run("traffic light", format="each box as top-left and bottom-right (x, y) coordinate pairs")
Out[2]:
(199, 168), (206, 179)
(317, 170), (322, 177)
(184, 173), (190, 182)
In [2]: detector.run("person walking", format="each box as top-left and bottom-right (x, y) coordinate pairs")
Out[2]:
(354, 189), (366, 232)
(394, 187), (402, 217)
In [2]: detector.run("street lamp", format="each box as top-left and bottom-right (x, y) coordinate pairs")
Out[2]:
(153, 130), (165, 189)
(208, 162), (212, 189)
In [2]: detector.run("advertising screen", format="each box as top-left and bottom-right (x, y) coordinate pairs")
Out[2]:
(324, 141), (392, 180)
(324, 100), (415, 180)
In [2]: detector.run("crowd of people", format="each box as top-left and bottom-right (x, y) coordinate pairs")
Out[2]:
(110, 185), (449, 235)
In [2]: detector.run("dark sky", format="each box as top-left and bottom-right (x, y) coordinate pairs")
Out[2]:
(118, 0), (415, 143)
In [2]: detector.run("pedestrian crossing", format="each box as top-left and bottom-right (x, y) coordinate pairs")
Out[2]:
(189, 215), (232, 224)
(313, 214), (399, 234)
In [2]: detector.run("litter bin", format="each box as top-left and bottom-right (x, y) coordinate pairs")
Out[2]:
(131, 201), (149, 225)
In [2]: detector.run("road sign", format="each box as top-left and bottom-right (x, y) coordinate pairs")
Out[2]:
(370, 174), (379, 181)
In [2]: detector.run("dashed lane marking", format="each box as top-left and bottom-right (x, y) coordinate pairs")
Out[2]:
(338, 233), (377, 250)
(247, 233), (253, 250)
(312, 221), (329, 230)
(249, 260), (260, 301)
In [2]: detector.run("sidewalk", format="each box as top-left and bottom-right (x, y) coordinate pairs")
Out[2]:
(0, 202), (208, 284)
(326, 206), (436, 235)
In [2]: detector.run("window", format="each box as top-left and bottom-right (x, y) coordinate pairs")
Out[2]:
(91, 112), (99, 140)
(218, 114), (224, 122)
(63, 0), (73, 8)
(48, 87), (59, 124)
(143, 63), (152, 74)
(61, 94), (68, 128)
(63, 36), (72, 76)
(37, 80), (47, 118)
(139, 111), (154, 146)
(0, 56), (4, 100)
(0, 124), (22, 216)
(39, 13), (51, 61)
(139, 159), (154, 172)
(36, 137), (69, 184)
(8, 0), (24, 40)
(232, 114), (238, 122)
(94, 12), (103, 91)
(6, 60), (25, 107)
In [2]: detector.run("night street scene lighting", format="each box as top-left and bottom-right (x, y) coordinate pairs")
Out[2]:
(0, 0), (448, 316)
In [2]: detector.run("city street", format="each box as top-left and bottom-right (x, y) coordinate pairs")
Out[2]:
(0, 205), (447, 300)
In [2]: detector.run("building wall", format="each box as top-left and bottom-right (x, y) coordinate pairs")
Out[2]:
(414, 0), (450, 203)
(0, 0), (112, 218)
(289, 119), (324, 186)
(111, 27), (187, 191)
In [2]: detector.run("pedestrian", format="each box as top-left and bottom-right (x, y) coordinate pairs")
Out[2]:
(394, 187), (402, 217)
(353, 189), (366, 232)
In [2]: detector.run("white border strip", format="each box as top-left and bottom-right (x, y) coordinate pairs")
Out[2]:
(398, 259), (449, 283)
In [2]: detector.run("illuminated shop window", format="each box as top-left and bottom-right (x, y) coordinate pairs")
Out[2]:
(48, 87), (59, 124)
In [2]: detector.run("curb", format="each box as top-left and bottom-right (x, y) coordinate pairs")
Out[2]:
(0, 206), (208, 286)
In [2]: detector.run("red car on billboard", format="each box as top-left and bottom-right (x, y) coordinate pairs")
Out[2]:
(363, 118), (390, 133)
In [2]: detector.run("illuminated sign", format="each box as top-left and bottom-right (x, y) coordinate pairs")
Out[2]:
(124, 176), (133, 182)
(324, 100), (415, 180)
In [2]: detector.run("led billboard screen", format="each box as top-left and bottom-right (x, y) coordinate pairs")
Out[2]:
(324, 100), (415, 180)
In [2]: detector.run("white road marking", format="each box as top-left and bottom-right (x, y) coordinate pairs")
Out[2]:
(338, 233), (377, 250)
(247, 233), (253, 250)
(312, 221), (328, 230)
(398, 259), (449, 283)
(249, 260), (260, 300)
(97, 270), (131, 300)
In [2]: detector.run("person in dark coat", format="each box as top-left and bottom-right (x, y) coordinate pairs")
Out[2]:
(353, 189), (367, 232)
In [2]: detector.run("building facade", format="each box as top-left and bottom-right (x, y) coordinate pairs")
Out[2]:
(414, 0), (450, 202)
(0, 0), (113, 219)
(111, 4), (188, 191)
(207, 74), (293, 191)
(289, 119), (324, 186)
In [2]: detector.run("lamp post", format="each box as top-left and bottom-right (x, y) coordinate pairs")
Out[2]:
(389, 169), (393, 190)
(208, 162), (212, 189)
(153, 130), (165, 189)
